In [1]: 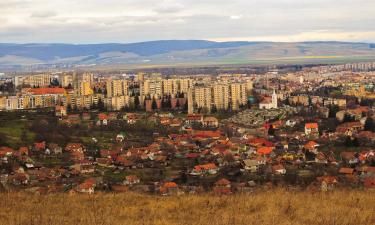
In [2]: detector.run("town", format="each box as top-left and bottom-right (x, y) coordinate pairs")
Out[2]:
(0, 61), (375, 195)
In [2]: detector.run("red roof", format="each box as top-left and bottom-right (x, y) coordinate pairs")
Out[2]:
(193, 130), (221, 139)
(34, 142), (46, 150)
(339, 167), (354, 174)
(164, 182), (178, 189)
(305, 123), (318, 129)
(257, 147), (274, 155)
(215, 178), (231, 186)
(248, 138), (274, 147)
(0, 147), (14, 157)
(186, 153), (200, 158)
(187, 114), (203, 121)
(98, 113), (108, 120)
(304, 141), (319, 149)
(194, 163), (217, 171)
(27, 88), (66, 95)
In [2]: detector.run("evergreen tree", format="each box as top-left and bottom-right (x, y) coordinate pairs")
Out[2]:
(364, 117), (375, 131)
(183, 99), (188, 112)
(166, 96), (172, 109)
(152, 97), (157, 110)
(97, 98), (105, 111)
(67, 104), (72, 113)
(134, 95), (140, 109)
(211, 105), (217, 113)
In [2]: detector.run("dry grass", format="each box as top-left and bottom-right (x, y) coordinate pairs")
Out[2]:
(0, 190), (374, 225)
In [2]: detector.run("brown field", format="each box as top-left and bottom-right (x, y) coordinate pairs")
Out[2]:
(0, 190), (374, 225)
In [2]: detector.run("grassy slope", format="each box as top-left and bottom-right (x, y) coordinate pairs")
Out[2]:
(0, 120), (35, 147)
(0, 190), (374, 225)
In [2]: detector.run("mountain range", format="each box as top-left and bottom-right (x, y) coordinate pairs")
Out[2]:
(1, 40), (375, 68)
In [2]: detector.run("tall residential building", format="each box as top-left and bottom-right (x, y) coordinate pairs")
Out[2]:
(0, 96), (6, 110)
(82, 72), (94, 85)
(179, 78), (193, 94)
(79, 81), (93, 96)
(106, 95), (132, 111)
(194, 86), (212, 111)
(163, 79), (179, 95)
(15, 74), (52, 87)
(141, 79), (162, 98)
(245, 80), (253, 92)
(213, 84), (229, 110)
(136, 73), (145, 82)
(230, 83), (247, 110)
(106, 79), (129, 97)
(60, 74), (73, 87)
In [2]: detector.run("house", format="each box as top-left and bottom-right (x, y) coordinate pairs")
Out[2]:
(340, 152), (359, 165)
(55, 105), (67, 117)
(123, 175), (140, 185)
(315, 152), (328, 164)
(97, 113), (108, 125)
(193, 130), (222, 139)
(10, 173), (30, 185)
(125, 113), (139, 124)
(96, 157), (113, 167)
(72, 160), (95, 174)
(304, 141), (319, 154)
(305, 123), (319, 135)
(363, 177), (375, 188)
(190, 163), (218, 175)
(285, 119), (297, 127)
(76, 179), (96, 194)
(65, 143), (85, 153)
(160, 182), (178, 195)
(257, 146), (274, 155)
(0, 147), (14, 159)
(65, 143), (85, 161)
(66, 114), (81, 125)
(272, 164), (286, 175)
(242, 159), (259, 173)
(213, 178), (232, 195)
(336, 122), (364, 136)
(111, 185), (129, 192)
(18, 147), (29, 156)
(108, 112), (118, 120)
(186, 114), (203, 125)
(47, 143), (63, 155)
(116, 133), (125, 142)
(202, 116), (219, 127)
(82, 113), (91, 121)
(34, 141), (46, 151)
(317, 176), (338, 191)
(338, 167), (354, 175)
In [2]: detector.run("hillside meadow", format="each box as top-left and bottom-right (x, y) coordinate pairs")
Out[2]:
(0, 189), (374, 225)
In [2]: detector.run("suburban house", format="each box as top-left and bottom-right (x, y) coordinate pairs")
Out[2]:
(305, 123), (319, 136)
(213, 178), (232, 195)
(76, 179), (96, 194)
(190, 163), (218, 175)
(123, 175), (140, 185)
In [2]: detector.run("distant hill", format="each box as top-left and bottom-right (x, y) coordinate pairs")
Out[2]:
(1, 40), (375, 68)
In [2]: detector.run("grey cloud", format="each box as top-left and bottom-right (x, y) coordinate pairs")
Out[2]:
(0, 0), (375, 43)
(31, 11), (57, 18)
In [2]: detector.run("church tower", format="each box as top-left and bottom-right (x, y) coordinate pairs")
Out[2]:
(272, 89), (278, 109)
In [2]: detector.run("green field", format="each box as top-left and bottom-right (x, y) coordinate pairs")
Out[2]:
(0, 120), (36, 148)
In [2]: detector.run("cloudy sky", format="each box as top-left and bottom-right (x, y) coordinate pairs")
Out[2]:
(1, 0), (375, 43)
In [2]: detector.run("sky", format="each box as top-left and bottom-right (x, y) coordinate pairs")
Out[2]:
(1, 0), (375, 43)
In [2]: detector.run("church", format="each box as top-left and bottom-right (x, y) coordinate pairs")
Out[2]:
(259, 90), (278, 109)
